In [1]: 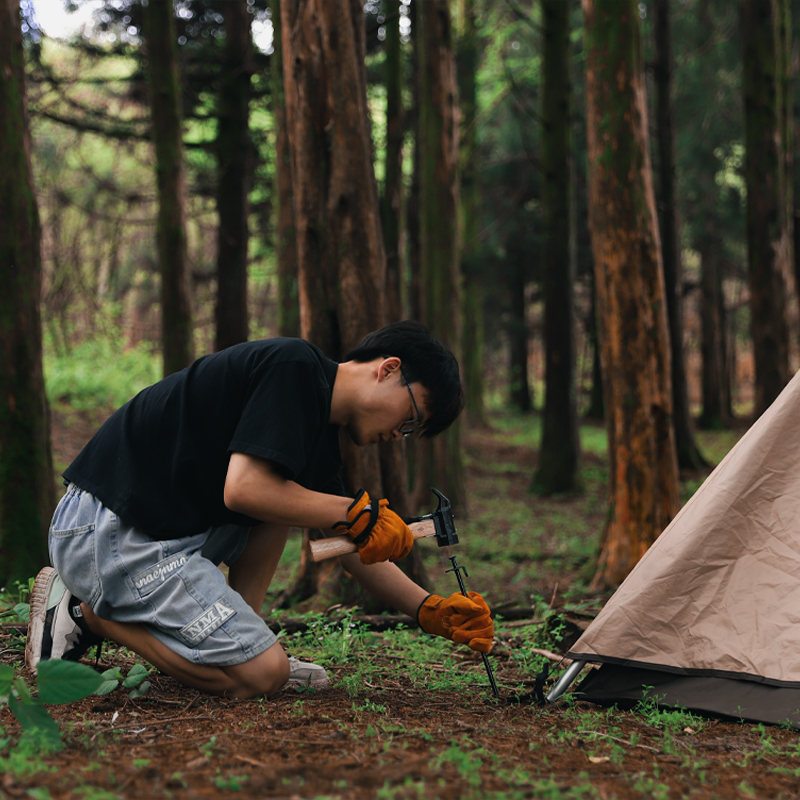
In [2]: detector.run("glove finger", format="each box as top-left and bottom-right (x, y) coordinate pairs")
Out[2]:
(451, 622), (493, 642)
(467, 637), (494, 654)
(440, 594), (485, 617)
(466, 591), (490, 613)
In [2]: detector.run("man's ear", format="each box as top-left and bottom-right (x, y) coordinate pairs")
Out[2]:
(378, 356), (402, 380)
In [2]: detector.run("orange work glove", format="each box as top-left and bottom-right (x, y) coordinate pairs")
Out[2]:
(417, 591), (494, 653)
(333, 489), (414, 565)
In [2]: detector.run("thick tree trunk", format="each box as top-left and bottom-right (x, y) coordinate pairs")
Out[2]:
(271, 0), (300, 338)
(214, 0), (252, 351)
(0, 0), (56, 585)
(457, 0), (487, 428)
(583, 0), (681, 591)
(740, 0), (793, 415)
(144, 0), (194, 376)
(381, 0), (405, 324)
(652, 0), (708, 470)
(532, 0), (581, 495)
(280, 0), (427, 604)
(415, 0), (467, 513)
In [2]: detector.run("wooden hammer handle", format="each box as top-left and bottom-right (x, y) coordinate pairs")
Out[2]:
(309, 519), (436, 562)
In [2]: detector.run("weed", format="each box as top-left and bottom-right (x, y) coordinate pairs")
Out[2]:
(214, 772), (249, 791)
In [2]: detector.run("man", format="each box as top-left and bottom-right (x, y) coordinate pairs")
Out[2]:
(26, 321), (493, 698)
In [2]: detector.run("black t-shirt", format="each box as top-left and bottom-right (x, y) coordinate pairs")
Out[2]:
(63, 338), (345, 538)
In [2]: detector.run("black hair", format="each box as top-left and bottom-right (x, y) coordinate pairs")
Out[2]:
(343, 320), (464, 437)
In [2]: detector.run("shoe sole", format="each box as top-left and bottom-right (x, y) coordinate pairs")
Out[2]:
(25, 566), (58, 676)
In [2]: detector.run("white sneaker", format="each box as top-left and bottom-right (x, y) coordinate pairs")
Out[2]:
(26, 566), (103, 676)
(283, 656), (329, 690)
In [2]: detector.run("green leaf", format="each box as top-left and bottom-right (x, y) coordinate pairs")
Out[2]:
(122, 663), (149, 688)
(8, 696), (62, 750)
(36, 660), (105, 704)
(128, 680), (150, 699)
(0, 663), (13, 699)
(13, 602), (30, 622)
(94, 667), (123, 696)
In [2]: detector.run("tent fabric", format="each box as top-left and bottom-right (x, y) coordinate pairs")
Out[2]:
(567, 369), (800, 724)
(576, 664), (800, 728)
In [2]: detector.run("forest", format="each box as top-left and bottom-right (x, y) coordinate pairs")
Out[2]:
(2, 0), (800, 797)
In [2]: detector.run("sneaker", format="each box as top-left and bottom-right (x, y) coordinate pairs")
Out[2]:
(26, 566), (104, 676)
(283, 655), (329, 691)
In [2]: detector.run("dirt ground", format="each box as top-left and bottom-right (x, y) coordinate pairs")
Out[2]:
(2, 407), (799, 799)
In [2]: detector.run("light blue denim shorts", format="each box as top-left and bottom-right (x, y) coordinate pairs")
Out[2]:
(48, 484), (278, 667)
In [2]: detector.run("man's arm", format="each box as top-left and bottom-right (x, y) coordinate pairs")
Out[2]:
(339, 552), (429, 618)
(224, 452), (351, 529)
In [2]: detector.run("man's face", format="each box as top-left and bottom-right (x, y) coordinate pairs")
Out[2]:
(346, 361), (427, 446)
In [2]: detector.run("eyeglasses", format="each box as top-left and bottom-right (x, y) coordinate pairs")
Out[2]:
(398, 364), (424, 438)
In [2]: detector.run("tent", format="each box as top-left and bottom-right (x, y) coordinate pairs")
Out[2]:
(549, 370), (800, 728)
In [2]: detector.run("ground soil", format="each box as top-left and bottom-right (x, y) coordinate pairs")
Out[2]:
(2, 408), (799, 799)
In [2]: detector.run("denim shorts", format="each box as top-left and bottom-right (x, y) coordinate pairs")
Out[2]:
(48, 484), (277, 667)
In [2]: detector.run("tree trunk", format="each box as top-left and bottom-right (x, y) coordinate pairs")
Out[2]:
(271, 0), (300, 339)
(740, 0), (793, 415)
(281, 0), (427, 605)
(583, 0), (681, 591)
(214, 0), (252, 351)
(0, 0), (56, 585)
(698, 240), (731, 430)
(381, 0), (405, 324)
(144, 0), (194, 376)
(457, 0), (487, 428)
(532, 0), (581, 495)
(415, 0), (467, 513)
(652, 0), (708, 470)
(508, 262), (532, 413)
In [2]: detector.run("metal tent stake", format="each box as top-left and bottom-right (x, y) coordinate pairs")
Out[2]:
(446, 555), (500, 698)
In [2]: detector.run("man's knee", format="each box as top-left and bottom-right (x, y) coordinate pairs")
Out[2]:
(224, 642), (289, 699)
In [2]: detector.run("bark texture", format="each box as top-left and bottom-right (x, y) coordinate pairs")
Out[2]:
(652, 0), (707, 469)
(214, 0), (253, 351)
(144, 0), (194, 375)
(740, 0), (794, 415)
(271, 0), (300, 338)
(583, 0), (680, 590)
(0, 0), (56, 584)
(457, 0), (487, 428)
(280, 0), (427, 602)
(532, 0), (581, 495)
(415, 0), (466, 513)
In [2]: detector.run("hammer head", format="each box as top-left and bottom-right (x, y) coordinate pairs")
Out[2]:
(429, 488), (459, 547)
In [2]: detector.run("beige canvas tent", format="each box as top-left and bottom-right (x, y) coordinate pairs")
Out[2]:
(549, 370), (800, 727)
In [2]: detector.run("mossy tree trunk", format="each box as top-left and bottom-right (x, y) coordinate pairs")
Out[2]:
(456, 0), (487, 428)
(271, 0), (300, 339)
(214, 0), (252, 352)
(652, 0), (708, 469)
(144, 0), (194, 376)
(532, 0), (581, 495)
(740, 0), (794, 416)
(0, 0), (56, 585)
(583, 0), (681, 591)
(415, 0), (467, 514)
(280, 0), (427, 605)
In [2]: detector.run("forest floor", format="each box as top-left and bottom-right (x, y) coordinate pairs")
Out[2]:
(2, 406), (800, 800)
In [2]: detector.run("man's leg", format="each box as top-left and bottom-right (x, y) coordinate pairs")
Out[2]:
(227, 522), (289, 614)
(80, 522), (293, 698)
(80, 604), (289, 699)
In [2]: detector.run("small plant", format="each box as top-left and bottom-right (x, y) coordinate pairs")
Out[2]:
(0, 661), (106, 750)
(94, 662), (151, 699)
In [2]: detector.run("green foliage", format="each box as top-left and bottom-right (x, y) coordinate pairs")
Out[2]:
(43, 330), (159, 412)
(0, 660), (104, 751)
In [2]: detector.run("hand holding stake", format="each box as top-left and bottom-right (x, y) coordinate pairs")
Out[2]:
(446, 555), (500, 699)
